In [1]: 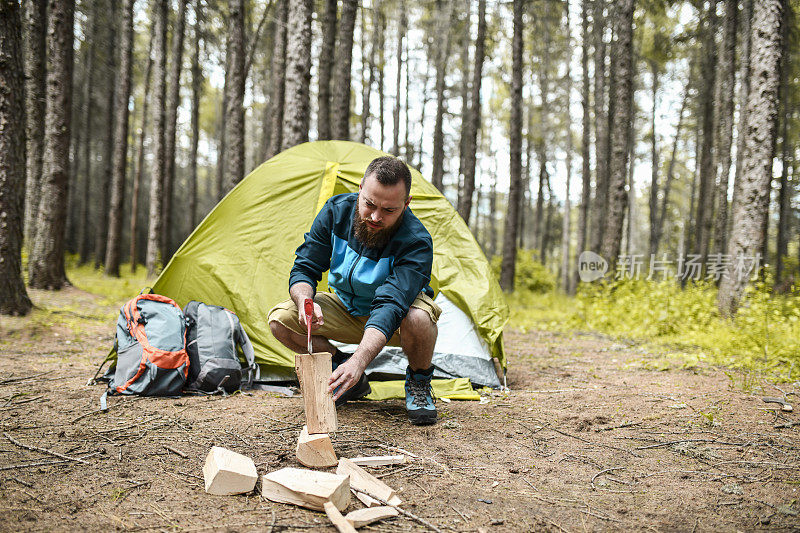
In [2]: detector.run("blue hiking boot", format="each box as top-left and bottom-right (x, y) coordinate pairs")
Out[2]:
(405, 366), (436, 425)
(332, 350), (371, 406)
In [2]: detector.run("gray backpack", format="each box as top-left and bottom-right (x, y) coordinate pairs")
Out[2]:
(183, 301), (258, 393)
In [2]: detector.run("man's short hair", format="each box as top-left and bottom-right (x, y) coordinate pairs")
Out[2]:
(363, 156), (412, 197)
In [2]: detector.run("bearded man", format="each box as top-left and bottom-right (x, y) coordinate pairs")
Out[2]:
(268, 156), (441, 425)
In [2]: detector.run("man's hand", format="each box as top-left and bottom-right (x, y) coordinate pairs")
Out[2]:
(328, 356), (366, 402)
(290, 282), (324, 331)
(298, 300), (324, 330)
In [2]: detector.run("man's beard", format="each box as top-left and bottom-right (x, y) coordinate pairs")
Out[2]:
(352, 208), (403, 250)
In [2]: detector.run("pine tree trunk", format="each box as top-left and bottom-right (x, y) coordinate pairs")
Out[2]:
(500, 0), (523, 292)
(317, 0), (336, 140)
(129, 36), (153, 272)
(0, 0), (33, 314)
(573, 0), (591, 294)
(653, 85), (687, 257)
(431, 0), (454, 192)
(22, 0), (47, 246)
(416, 53), (431, 170)
(717, 0), (783, 315)
(775, 10), (790, 287)
(161, 0), (187, 259)
(215, 49), (228, 200)
(534, 1), (551, 254)
(188, 15), (201, 232)
(359, 0), (375, 144)
(377, 6), (385, 149)
(455, 0), (470, 181)
(266, 0), (287, 159)
(331, 0), (356, 140)
(145, 0), (168, 276)
(589, 0), (607, 253)
(391, 1), (406, 154)
(95, 0), (117, 268)
(731, 0), (752, 225)
(78, 7), (97, 265)
(489, 170), (497, 257)
(693, 2), (718, 270)
(457, 0), (485, 226)
(599, 0), (634, 269)
(104, 0), (134, 276)
(560, 0), (573, 292)
(282, 0), (312, 148)
(29, 0), (74, 289)
(223, 0), (245, 193)
(712, 0), (737, 256)
(647, 62), (659, 257)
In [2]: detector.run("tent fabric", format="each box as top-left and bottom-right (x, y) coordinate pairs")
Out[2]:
(152, 141), (509, 384)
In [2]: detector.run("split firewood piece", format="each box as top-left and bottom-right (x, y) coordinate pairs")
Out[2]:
(324, 501), (358, 533)
(337, 457), (401, 507)
(349, 455), (407, 467)
(202, 446), (258, 495)
(261, 467), (350, 511)
(295, 352), (337, 433)
(345, 506), (400, 528)
(296, 425), (337, 468)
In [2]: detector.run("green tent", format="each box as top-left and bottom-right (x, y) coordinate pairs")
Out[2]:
(153, 141), (509, 387)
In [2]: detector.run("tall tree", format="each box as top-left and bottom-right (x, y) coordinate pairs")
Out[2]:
(162, 0), (187, 258)
(282, 0), (312, 148)
(145, 0), (168, 276)
(431, 0), (454, 192)
(717, 0), (783, 315)
(104, 0), (134, 276)
(0, 0), (33, 314)
(533, 0), (551, 255)
(223, 0), (245, 193)
(317, 0), (337, 140)
(29, 0), (75, 289)
(359, 0), (375, 143)
(692, 2), (718, 270)
(573, 0), (590, 293)
(589, 0), (608, 252)
(78, 5), (97, 265)
(457, 0), (486, 226)
(130, 36), (154, 271)
(188, 10), (202, 232)
(22, 0), (47, 245)
(560, 0), (573, 292)
(711, 0), (737, 256)
(377, 4), (386, 149)
(775, 6), (791, 286)
(456, 0), (471, 181)
(599, 0), (634, 268)
(331, 0), (357, 140)
(731, 0), (753, 220)
(500, 0), (523, 292)
(266, 0), (287, 159)
(392, 1), (406, 154)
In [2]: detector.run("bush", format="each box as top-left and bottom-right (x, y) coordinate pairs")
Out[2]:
(491, 249), (556, 293)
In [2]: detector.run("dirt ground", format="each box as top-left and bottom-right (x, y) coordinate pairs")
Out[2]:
(1, 286), (799, 532)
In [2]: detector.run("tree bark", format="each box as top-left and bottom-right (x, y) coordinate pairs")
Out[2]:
(377, 5), (386, 149)
(717, 0), (783, 316)
(711, 0), (737, 256)
(188, 12), (201, 232)
(104, 0), (134, 276)
(331, 0), (357, 140)
(282, 0), (312, 148)
(647, 62), (659, 257)
(29, 0), (74, 289)
(317, 0), (337, 140)
(129, 36), (153, 272)
(416, 50), (431, 170)
(0, 0), (33, 314)
(359, 0), (375, 144)
(223, 0), (245, 193)
(731, 0), (752, 229)
(775, 9), (790, 287)
(391, 1), (406, 154)
(22, 0), (47, 246)
(431, 0), (454, 192)
(500, 0), (523, 292)
(456, 0), (485, 226)
(589, 0), (607, 252)
(145, 0), (168, 276)
(78, 6), (97, 265)
(573, 0), (591, 293)
(560, 0), (573, 292)
(162, 0), (187, 259)
(692, 2), (718, 270)
(266, 0), (287, 159)
(598, 0), (634, 269)
(455, 0), (471, 181)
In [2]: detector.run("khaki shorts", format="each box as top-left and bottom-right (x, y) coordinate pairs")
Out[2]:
(267, 290), (441, 346)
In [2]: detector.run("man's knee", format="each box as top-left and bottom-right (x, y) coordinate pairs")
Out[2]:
(400, 307), (436, 336)
(269, 319), (289, 341)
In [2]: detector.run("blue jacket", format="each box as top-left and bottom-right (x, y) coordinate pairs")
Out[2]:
(289, 193), (434, 340)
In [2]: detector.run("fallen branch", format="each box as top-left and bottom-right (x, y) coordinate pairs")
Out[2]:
(0, 451), (102, 472)
(164, 445), (188, 458)
(350, 487), (442, 533)
(4, 432), (90, 464)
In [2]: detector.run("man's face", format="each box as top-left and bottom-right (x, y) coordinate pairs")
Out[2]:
(353, 173), (411, 248)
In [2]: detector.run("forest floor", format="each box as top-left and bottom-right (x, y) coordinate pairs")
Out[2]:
(0, 285), (799, 532)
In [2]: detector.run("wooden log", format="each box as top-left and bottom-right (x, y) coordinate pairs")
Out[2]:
(295, 352), (337, 433)
(202, 446), (258, 495)
(324, 501), (358, 533)
(296, 425), (337, 468)
(337, 457), (401, 507)
(349, 455), (407, 467)
(345, 506), (400, 527)
(261, 467), (350, 511)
